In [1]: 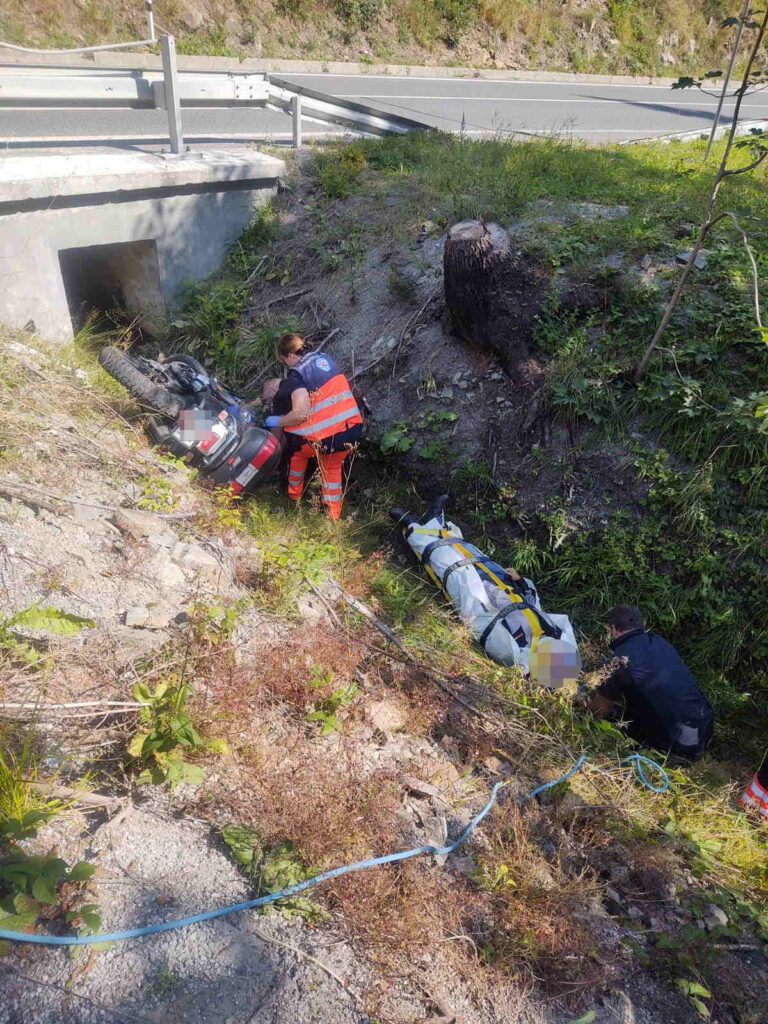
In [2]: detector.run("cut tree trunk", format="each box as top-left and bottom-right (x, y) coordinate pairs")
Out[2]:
(443, 220), (550, 380)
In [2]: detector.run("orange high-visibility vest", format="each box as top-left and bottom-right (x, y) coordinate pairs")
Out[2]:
(284, 372), (363, 443)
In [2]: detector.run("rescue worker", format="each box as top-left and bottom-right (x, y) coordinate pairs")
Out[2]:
(391, 495), (581, 687)
(739, 759), (768, 823)
(263, 333), (363, 520)
(589, 605), (714, 760)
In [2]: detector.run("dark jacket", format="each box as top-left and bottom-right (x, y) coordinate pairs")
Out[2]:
(598, 629), (713, 758)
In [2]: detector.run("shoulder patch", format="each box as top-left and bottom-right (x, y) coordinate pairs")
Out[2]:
(316, 357), (331, 372)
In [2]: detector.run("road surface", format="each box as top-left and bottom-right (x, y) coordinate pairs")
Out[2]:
(1, 70), (767, 147)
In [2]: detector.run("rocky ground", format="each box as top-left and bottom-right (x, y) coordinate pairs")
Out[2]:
(0, 331), (724, 1024)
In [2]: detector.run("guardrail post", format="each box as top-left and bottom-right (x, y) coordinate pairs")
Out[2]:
(292, 93), (302, 148)
(160, 33), (184, 155)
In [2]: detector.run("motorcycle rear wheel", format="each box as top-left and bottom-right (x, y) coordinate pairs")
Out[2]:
(99, 347), (182, 418)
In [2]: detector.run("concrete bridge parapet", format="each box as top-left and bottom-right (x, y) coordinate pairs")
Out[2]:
(0, 148), (285, 342)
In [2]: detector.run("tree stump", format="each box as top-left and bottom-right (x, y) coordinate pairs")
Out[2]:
(443, 220), (549, 379)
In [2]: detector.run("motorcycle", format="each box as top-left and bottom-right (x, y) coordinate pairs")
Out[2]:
(98, 347), (281, 495)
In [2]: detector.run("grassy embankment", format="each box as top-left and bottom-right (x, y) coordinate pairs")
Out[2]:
(0, 0), (741, 77)
(161, 129), (768, 1011)
(2, 128), (768, 1017)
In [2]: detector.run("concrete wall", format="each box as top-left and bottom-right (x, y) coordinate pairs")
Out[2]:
(0, 150), (284, 343)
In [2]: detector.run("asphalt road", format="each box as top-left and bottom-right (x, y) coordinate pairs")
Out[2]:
(2, 70), (768, 147)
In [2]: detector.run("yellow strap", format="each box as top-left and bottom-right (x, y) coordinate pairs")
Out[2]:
(442, 540), (545, 642)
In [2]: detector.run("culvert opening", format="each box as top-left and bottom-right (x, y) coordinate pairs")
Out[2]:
(58, 239), (164, 338)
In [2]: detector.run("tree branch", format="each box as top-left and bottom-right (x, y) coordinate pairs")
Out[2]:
(634, 5), (768, 381)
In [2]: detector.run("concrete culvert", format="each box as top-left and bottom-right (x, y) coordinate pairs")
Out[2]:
(58, 238), (165, 335)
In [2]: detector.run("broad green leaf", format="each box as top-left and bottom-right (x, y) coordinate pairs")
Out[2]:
(9, 605), (95, 636)
(31, 875), (58, 905)
(68, 861), (96, 883)
(40, 858), (68, 879)
(0, 907), (38, 930)
(127, 731), (150, 757)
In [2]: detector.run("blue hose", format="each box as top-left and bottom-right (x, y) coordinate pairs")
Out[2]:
(622, 752), (670, 793)
(0, 753), (668, 947)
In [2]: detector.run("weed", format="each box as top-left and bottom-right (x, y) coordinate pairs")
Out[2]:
(136, 474), (177, 512)
(313, 144), (368, 199)
(128, 678), (228, 788)
(146, 964), (180, 999)
(220, 824), (324, 921)
(0, 604), (94, 667)
(388, 268), (418, 304)
(187, 600), (240, 647)
(417, 438), (450, 460)
(0, 809), (100, 937)
(306, 667), (360, 734)
(380, 421), (415, 454)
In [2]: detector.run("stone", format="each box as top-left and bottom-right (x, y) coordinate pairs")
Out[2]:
(402, 775), (442, 800)
(676, 249), (709, 270)
(148, 552), (186, 589)
(71, 503), (104, 527)
(296, 593), (323, 624)
(107, 625), (170, 667)
(704, 903), (728, 930)
(483, 756), (507, 775)
(180, 7), (206, 30)
(449, 852), (477, 877)
(112, 508), (168, 539)
(610, 863), (630, 885)
(429, 761), (461, 789)
(641, 254), (653, 270)
(367, 700), (406, 734)
(147, 531), (177, 549)
(604, 886), (624, 916)
(123, 482), (142, 503)
(124, 603), (176, 630)
(627, 904), (644, 921)
(171, 542), (229, 589)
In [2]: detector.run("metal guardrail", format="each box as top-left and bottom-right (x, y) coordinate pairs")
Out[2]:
(0, 40), (428, 153)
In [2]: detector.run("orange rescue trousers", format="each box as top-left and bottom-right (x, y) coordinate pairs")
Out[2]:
(287, 443), (349, 521)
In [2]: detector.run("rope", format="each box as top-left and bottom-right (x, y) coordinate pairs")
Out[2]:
(0, 753), (669, 947)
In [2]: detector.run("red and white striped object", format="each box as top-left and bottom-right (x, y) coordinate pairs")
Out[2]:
(229, 433), (279, 495)
(739, 773), (768, 821)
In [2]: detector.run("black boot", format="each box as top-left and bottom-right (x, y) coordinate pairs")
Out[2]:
(421, 493), (449, 524)
(390, 507), (419, 527)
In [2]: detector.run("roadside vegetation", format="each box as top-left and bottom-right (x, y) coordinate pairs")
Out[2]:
(3, 116), (768, 1019)
(0, 0), (746, 77)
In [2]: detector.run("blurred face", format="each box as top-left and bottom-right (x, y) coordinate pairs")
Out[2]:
(261, 378), (280, 402)
(528, 639), (582, 689)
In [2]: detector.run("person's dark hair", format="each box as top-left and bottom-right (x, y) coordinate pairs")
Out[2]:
(606, 605), (644, 633)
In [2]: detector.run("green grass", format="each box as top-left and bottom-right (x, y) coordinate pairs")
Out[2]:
(345, 131), (768, 767)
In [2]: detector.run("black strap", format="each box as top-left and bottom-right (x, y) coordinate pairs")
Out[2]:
(440, 556), (482, 589)
(479, 601), (562, 649)
(420, 537), (458, 567)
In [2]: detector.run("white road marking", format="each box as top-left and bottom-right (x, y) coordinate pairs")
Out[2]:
(284, 73), (674, 89)
(353, 94), (768, 108)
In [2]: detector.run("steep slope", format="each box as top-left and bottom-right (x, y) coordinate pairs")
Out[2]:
(1, 0), (742, 78)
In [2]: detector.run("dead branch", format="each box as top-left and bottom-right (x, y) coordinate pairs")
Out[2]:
(704, 0), (751, 162)
(0, 478), (194, 519)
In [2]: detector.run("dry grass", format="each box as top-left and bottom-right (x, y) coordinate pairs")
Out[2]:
(0, 0), (738, 76)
